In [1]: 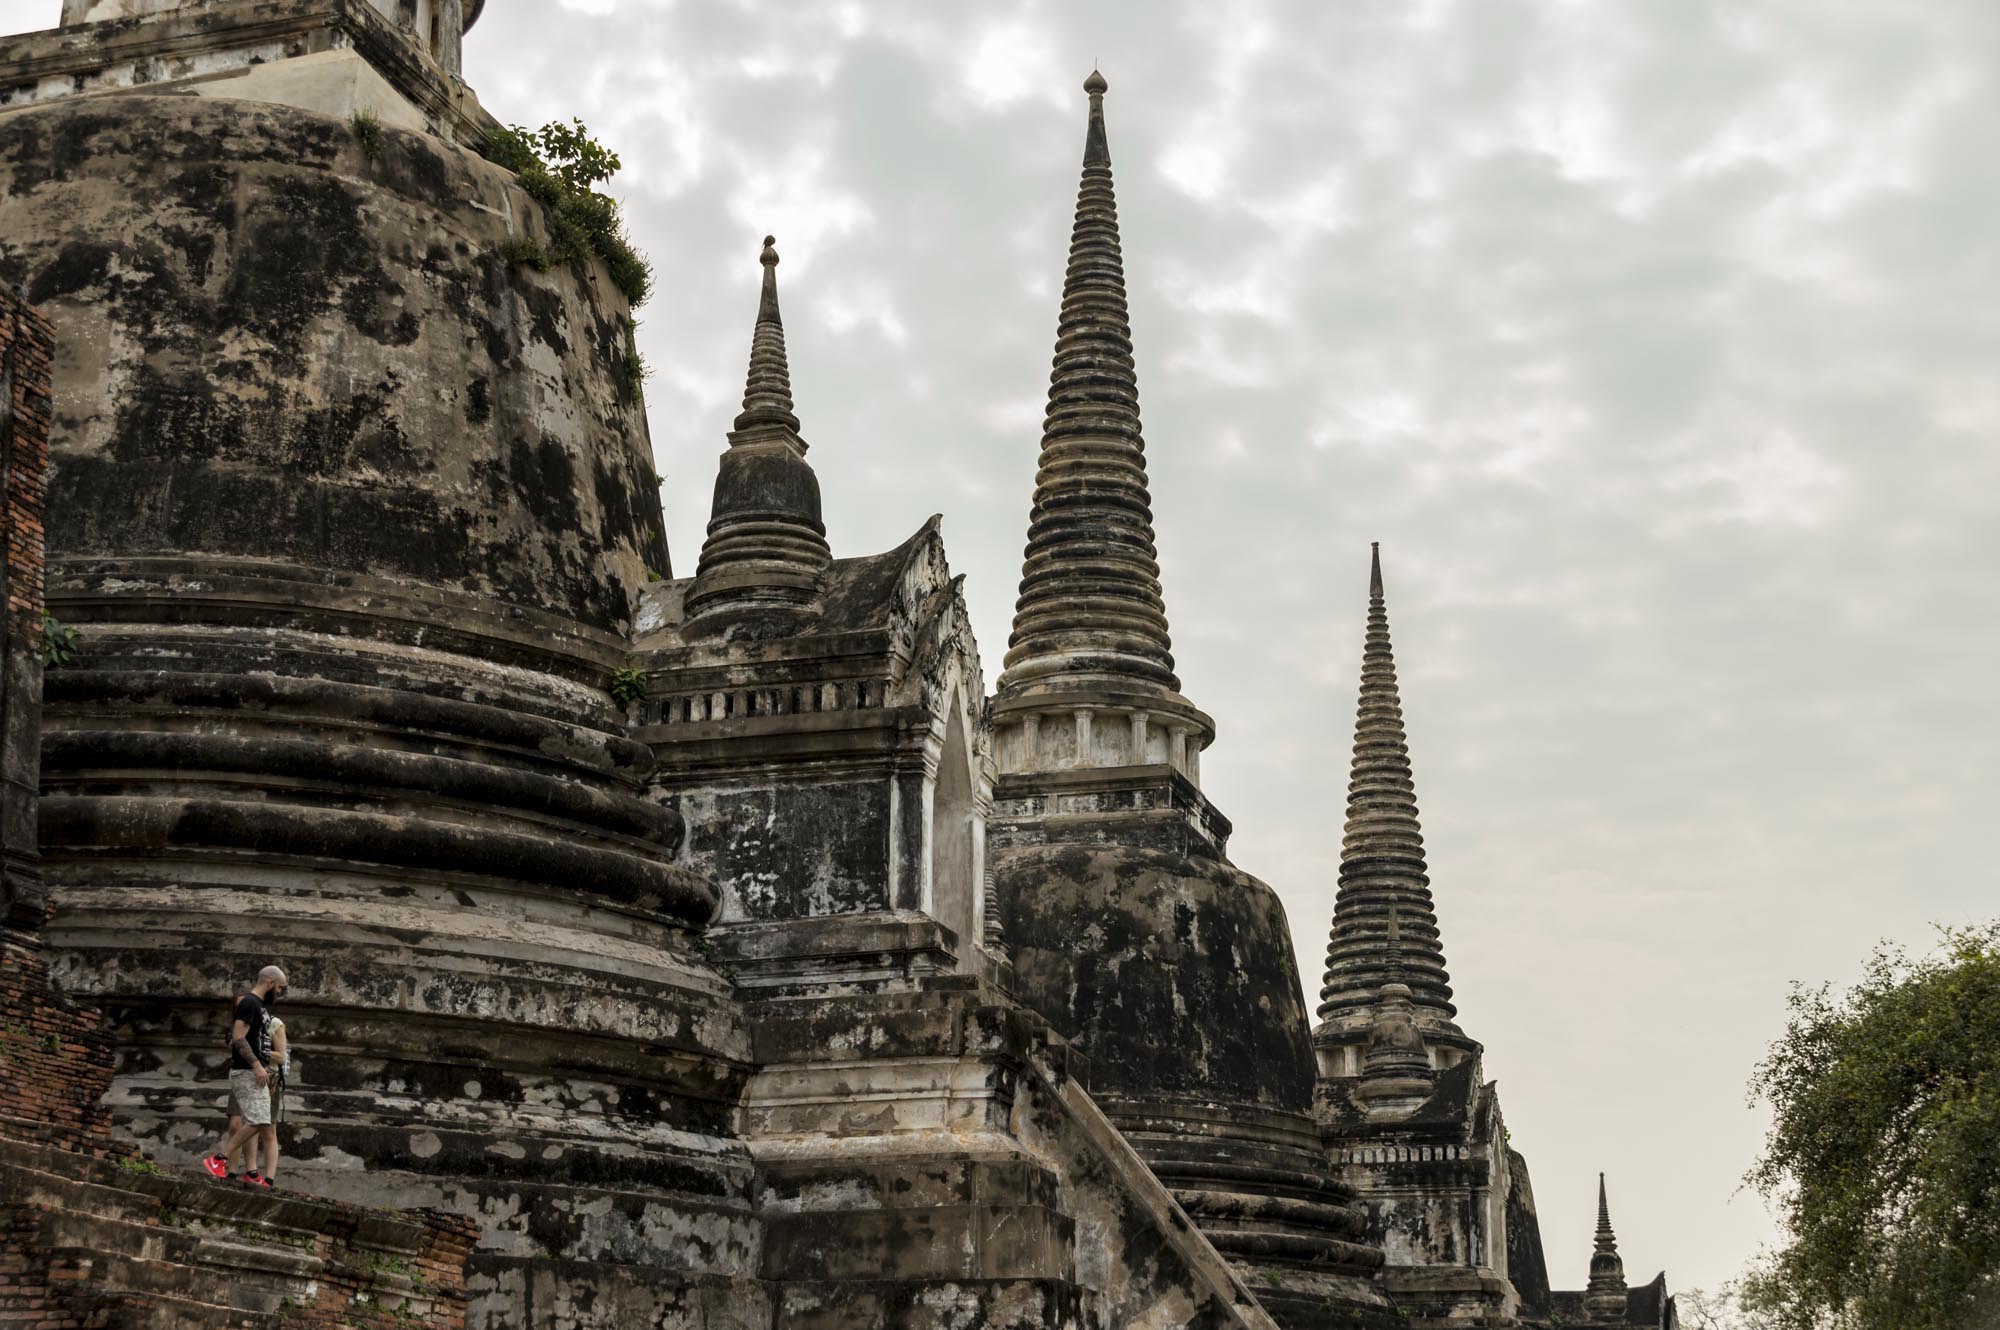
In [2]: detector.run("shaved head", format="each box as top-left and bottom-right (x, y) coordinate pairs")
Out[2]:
(256, 965), (286, 989)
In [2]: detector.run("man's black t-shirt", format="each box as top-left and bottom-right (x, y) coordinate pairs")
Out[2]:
(229, 992), (268, 1071)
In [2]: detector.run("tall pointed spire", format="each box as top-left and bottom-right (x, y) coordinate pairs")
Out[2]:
(1318, 545), (1459, 1030)
(1586, 1173), (1629, 1313)
(686, 236), (831, 621)
(994, 71), (1183, 705)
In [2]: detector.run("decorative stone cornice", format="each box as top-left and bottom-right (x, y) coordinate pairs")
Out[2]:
(1318, 545), (1461, 1035)
(685, 237), (832, 621)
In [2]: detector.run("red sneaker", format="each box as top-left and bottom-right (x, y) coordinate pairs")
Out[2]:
(241, 1172), (272, 1189)
(201, 1154), (228, 1180)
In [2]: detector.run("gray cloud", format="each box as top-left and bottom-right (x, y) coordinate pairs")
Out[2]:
(468, 0), (2000, 1291)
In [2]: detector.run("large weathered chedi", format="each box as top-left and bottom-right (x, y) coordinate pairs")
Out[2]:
(0, 1), (745, 1322)
(0, 2), (1681, 1326)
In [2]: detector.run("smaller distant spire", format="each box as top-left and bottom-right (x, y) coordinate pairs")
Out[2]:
(1585, 1172), (1629, 1314)
(685, 235), (831, 622)
(1318, 544), (1459, 1025)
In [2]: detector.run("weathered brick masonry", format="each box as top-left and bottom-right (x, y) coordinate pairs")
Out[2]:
(1, 287), (51, 943)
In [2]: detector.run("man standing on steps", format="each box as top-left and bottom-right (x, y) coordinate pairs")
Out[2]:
(201, 965), (286, 1186)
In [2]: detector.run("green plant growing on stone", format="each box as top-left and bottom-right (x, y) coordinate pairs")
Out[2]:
(41, 611), (78, 668)
(364, 1251), (415, 1278)
(501, 236), (550, 272)
(621, 316), (648, 405)
(115, 1155), (172, 1179)
(350, 107), (384, 161)
(483, 118), (652, 305)
(609, 659), (649, 707)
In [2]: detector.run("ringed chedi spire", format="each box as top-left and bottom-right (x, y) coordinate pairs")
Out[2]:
(685, 236), (832, 622)
(1585, 1173), (1630, 1315)
(991, 70), (1214, 782)
(1315, 544), (1478, 1074)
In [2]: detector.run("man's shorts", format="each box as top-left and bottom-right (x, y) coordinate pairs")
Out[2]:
(228, 1068), (272, 1126)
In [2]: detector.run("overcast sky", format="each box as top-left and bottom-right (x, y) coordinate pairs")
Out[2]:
(460, 0), (1999, 1296)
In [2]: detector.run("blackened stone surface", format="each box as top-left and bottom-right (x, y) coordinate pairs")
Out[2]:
(1506, 1148), (1553, 1318)
(0, 92), (668, 631)
(997, 843), (1314, 1114)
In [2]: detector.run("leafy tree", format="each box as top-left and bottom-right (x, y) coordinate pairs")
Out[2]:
(484, 118), (652, 306)
(1678, 1284), (1761, 1330)
(1743, 925), (2000, 1330)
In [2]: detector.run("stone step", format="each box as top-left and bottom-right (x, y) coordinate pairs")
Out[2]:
(73, 1287), (264, 1330)
(167, 1174), (346, 1245)
(35, 1204), (177, 1263)
(0, 1135), (337, 1256)
(28, 1227), (312, 1316)
(0, 1156), (160, 1228)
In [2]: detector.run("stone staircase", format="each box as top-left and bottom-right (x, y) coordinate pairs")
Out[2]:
(0, 1126), (464, 1330)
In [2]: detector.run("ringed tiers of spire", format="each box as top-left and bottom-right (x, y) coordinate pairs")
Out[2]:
(992, 72), (1198, 727)
(1317, 545), (1464, 1041)
(685, 236), (832, 622)
(1586, 1173), (1630, 1313)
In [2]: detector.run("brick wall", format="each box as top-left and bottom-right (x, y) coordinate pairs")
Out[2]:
(0, 284), (51, 938)
(0, 938), (122, 1154)
(0, 287), (107, 1155)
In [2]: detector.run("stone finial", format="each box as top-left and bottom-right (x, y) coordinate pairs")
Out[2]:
(685, 235), (831, 621)
(1318, 545), (1459, 1028)
(734, 235), (800, 433)
(994, 72), (1185, 706)
(1585, 1172), (1630, 1315)
(1082, 70), (1110, 164)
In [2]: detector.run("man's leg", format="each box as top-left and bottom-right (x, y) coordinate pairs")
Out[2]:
(204, 1113), (245, 1177)
(224, 1117), (255, 1173)
(258, 1124), (279, 1183)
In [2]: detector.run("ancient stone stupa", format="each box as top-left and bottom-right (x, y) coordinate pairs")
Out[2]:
(0, 5), (1683, 1327)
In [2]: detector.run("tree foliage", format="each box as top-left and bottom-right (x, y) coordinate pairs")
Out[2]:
(484, 118), (652, 306)
(1744, 925), (2000, 1330)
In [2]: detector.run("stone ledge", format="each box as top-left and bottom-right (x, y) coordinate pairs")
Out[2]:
(0, 0), (496, 143)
